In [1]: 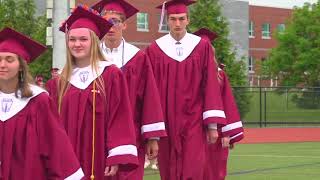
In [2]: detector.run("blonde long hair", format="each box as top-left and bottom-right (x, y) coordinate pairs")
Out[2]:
(210, 45), (222, 82)
(57, 30), (107, 113)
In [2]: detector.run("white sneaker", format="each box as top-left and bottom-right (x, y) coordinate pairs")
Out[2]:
(144, 161), (150, 168)
(151, 164), (158, 170)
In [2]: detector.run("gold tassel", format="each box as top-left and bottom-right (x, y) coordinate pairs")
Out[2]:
(90, 80), (97, 180)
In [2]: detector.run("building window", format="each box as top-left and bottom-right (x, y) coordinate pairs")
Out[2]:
(249, 21), (254, 38)
(137, 13), (149, 32)
(248, 56), (254, 72)
(262, 23), (271, 39)
(277, 24), (285, 33)
(158, 14), (169, 32)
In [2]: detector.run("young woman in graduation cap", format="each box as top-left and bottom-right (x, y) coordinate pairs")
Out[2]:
(92, 0), (167, 179)
(46, 5), (139, 180)
(0, 27), (84, 179)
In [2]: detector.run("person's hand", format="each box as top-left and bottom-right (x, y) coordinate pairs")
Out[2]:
(146, 139), (159, 160)
(207, 129), (218, 144)
(229, 143), (234, 149)
(104, 165), (119, 176)
(221, 136), (230, 148)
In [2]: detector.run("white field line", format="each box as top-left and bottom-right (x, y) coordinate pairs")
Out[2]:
(230, 154), (320, 158)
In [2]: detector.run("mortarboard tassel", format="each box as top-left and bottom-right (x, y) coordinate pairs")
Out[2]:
(90, 80), (97, 180)
(158, 1), (167, 32)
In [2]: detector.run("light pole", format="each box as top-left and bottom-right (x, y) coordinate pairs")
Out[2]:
(52, 0), (70, 69)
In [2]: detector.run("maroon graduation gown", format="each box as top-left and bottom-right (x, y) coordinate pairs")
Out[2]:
(0, 87), (83, 180)
(205, 69), (244, 180)
(47, 65), (139, 180)
(145, 37), (226, 180)
(46, 78), (59, 110)
(117, 50), (167, 179)
(122, 50), (166, 143)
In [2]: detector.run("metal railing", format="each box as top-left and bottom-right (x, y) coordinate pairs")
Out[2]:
(233, 86), (320, 127)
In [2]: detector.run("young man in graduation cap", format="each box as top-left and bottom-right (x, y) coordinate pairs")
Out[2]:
(0, 27), (84, 180)
(92, 1), (167, 179)
(194, 28), (244, 180)
(145, 1), (227, 179)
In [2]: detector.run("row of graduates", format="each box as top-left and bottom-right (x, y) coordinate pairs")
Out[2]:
(0, 0), (244, 179)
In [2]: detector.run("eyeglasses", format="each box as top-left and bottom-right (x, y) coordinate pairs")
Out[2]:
(100, 10), (122, 26)
(107, 18), (122, 26)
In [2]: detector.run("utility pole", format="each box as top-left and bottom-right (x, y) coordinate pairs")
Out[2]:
(52, 0), (70, 69)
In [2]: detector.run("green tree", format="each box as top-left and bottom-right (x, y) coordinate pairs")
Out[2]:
(189, 0), (251, 117)
(264, 1), (320, 87)
(0, 0), (18, 28)
(262, 1), (320, 109)
(0, 0), (52, 80)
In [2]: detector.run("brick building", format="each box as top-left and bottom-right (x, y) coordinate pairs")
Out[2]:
(247, 0), (317, 86)
(248, 5), (292, 86)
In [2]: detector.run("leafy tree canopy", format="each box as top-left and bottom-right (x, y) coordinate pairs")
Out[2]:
(0, 0), (52, 80)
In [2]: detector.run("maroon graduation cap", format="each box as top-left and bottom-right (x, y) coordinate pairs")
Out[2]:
(219, 63), (226, 70)
(156, 0), (196, 14)
(193, 28), (218, 42)
(59, 4), (113, 39)
(91, 0), (139, 19)
(0, 27), (46, 63)
(36, 74), (44, 82)
(51, 67), (59, 72)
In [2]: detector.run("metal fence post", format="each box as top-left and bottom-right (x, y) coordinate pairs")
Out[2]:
(264, 89), (267, 127)
(259, 86), (262, 128)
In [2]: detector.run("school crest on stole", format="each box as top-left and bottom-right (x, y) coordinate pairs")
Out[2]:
(1, 98), (13, 113)
(79, 71), (89, 83)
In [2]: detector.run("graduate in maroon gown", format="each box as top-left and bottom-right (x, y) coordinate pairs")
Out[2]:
(208, 67), (244, 180)
(0, 27), (84, 180)
(46, 5), (138, 180)
(46, 68), (59, 104)
(92, 1), (167, 179)
(35, 74), (44, 88)
(193, 28), (244, 180)
(46, 68), (59, 97)
(51, 68), (60, 79)
(145, 1), (226, 179)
